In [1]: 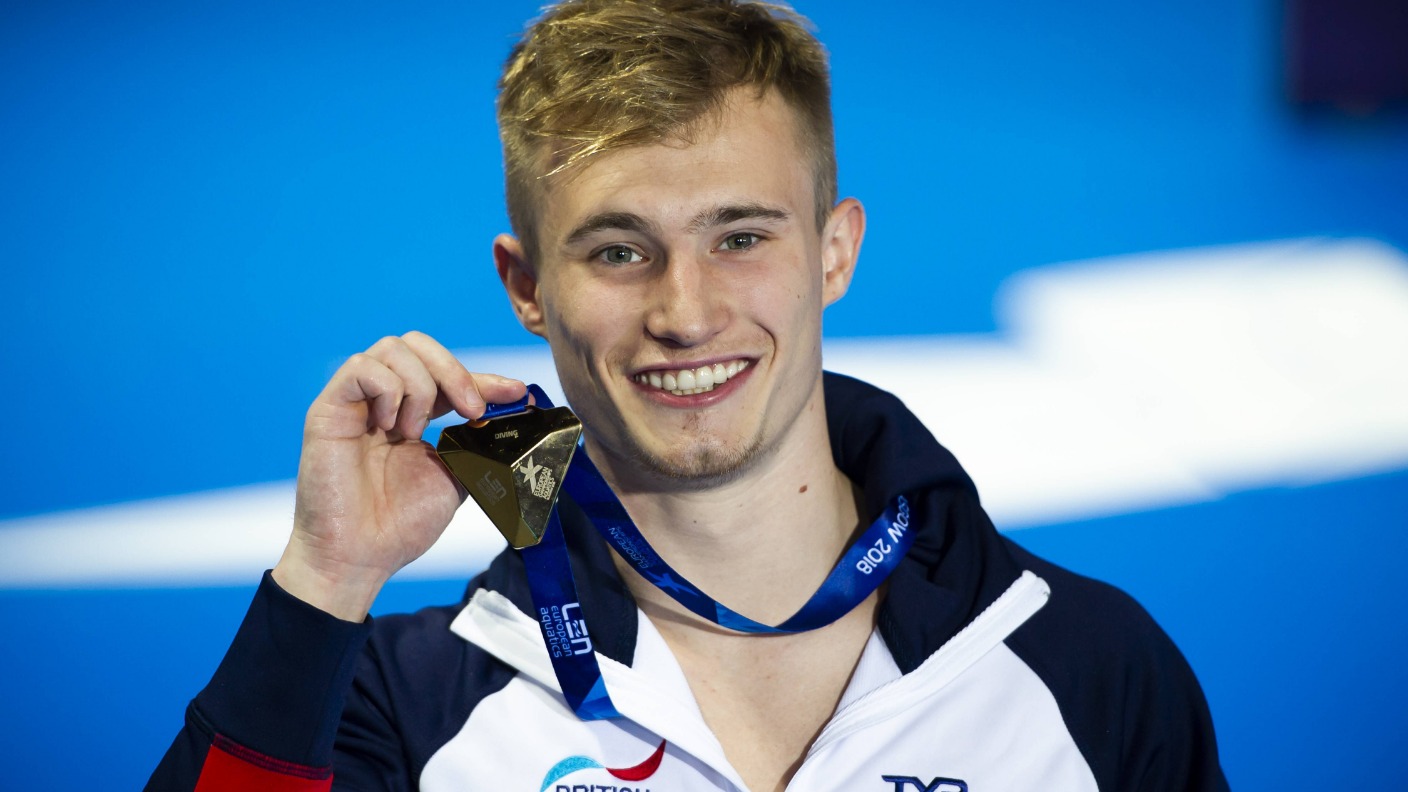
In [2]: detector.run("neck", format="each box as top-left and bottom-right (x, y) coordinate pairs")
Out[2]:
(586, 387), (862, 627)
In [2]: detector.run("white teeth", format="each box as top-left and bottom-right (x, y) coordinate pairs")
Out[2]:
(635, 360), (750, 395)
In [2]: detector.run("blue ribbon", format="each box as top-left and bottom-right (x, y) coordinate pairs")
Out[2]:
(519, 508), (621, 720)
(493, 385), (916, 719)
(565, 449), (912, 634)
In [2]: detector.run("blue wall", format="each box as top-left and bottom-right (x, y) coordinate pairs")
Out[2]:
(3, 1), (1407, 789)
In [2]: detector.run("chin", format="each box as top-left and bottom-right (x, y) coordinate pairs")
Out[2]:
(627, 433), (767, 488)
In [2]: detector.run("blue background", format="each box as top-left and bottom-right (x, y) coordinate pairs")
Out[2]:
(3, 1), (1407, 789)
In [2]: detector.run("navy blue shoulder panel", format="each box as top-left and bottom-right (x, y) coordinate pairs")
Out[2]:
(1002, 539), (1229, 792)
(822, 373), (1227, 789)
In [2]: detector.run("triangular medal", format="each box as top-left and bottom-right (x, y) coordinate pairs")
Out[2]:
(437, 404), (582, 548)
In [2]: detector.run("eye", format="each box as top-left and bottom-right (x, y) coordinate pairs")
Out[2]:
(595, 245), (644, 265)
(719, 232), (761, 251)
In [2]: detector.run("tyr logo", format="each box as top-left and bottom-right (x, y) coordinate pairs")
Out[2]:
(881, 776), (968, 792)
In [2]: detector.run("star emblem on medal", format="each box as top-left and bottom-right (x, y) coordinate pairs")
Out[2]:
(517, 456), (544, 488)
(516, 455), (556, 500)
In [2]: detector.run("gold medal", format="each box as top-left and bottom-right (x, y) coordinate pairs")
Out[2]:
(436, 404), (582, 548)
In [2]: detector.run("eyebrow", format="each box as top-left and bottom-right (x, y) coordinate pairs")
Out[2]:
(562, 203), (791, 245)
(686, 202), (791, 233)
(563, 212), (661, 245)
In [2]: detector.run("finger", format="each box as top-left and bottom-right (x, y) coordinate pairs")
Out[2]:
(365, 335), (439, 440)
(319, 352), (404, 436)
(399, 331), (526, 419)
(470, 371), (529, 405)
(449, 371), (530, 419)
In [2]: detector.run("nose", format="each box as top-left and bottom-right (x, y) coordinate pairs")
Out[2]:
(643, 254), (730, 347)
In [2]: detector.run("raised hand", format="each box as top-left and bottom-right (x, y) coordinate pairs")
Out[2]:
(272, 331), (526, 620)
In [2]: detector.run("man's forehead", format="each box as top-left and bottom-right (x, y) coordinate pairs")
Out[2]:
(532, 91), (811, 236)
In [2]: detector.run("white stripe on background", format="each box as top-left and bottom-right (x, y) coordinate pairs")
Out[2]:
(2, 237), (1406, 588)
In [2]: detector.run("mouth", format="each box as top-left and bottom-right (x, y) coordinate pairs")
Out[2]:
(631, 359), (752, 396)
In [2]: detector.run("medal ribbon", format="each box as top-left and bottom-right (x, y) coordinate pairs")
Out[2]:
(518, 506), (622, 720)
(489, 385), (916, 719)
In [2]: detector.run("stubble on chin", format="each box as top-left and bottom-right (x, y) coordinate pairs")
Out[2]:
(626, 432), (767, 489)
(649, 405), (774, 486)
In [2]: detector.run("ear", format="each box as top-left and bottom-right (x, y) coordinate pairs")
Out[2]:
(819, 197), (865, 307)
(493, 233), (547, 338)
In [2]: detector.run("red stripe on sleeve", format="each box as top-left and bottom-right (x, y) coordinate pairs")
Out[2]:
(193, 736), (332, 792)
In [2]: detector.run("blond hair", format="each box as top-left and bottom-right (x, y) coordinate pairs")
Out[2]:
(497, 0), (835, 258)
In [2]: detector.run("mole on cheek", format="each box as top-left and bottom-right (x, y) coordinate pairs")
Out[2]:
(798, 484), (808, 494)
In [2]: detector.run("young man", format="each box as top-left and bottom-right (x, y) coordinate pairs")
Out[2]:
(149, 1), (1228, 790)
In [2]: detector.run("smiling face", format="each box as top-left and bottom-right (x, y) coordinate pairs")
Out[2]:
(495, 89), (863, 488)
